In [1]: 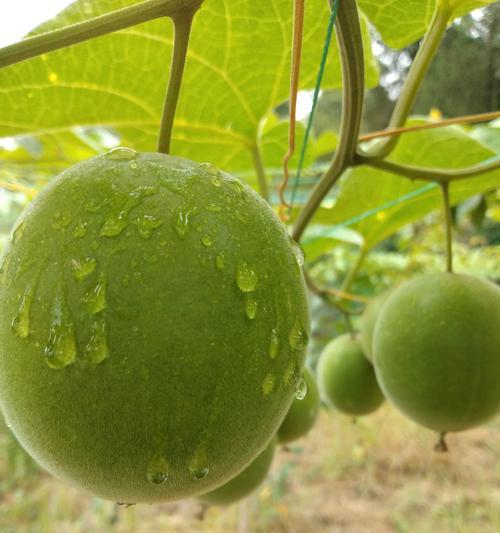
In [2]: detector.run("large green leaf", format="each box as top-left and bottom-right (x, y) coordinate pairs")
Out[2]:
(359, 0), (497, 49)
(0, 0), (378, 181)
(304, 120), (500, 250)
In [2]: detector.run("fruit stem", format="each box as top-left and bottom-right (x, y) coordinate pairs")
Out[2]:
(434, 432), (449, 453)
(157, 8), (197, 154)
(0, 0), (203, 69)
(359, 156), (500, 183)
(440, 181), (454, 273)
(250, 145), (270, 202)
(292, 0), (365, 241)
(361, 3), (452, 160)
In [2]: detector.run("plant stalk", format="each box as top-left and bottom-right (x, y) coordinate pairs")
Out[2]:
(292, 0), (365, 242)
(440, 181), (453, 273)
(157, 8), (197, 154)
(250, 145), (270, 202)
(362, 156), (500, 183)
(0, 0), (203, 69)
(362, 4), (451, 160)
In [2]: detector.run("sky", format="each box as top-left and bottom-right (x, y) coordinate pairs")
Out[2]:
(0, 0), (73, 47)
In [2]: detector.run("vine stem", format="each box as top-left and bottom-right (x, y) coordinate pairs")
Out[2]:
(0, 0), (203, 69)
(157, 8), (196, 154)
(361, 156), (500, 183)
(362, 3), (452, 160)
(250, 145), (270, 201)
(279, 0), (306, 216)
(358, 111), (500, 143)
(440, 181), (453, 273)
(304, 269), (370, 305)
(292, 0), (365, 242)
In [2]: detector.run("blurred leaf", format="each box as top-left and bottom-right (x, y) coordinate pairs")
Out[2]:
(359, 0), (497, 49)
(308, 119), (500, 248)
(470, 121), (500, 153)
(0, 0), (378, 185)
(302, 225), (364, 261)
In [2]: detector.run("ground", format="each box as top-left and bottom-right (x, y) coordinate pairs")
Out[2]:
(1, 404), (499, 532)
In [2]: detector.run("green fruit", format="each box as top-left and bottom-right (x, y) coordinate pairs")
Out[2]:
(317, 334), (384, 416)
(0, 150), (310, 503)
(197, 436), (276, 506)
(359, 289), (393, 362)
(374, 273), (500, 433)
(277, 367), (320, 444)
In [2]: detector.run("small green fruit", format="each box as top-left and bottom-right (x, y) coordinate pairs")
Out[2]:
(317, 334), (384, 416)
(374, 273), (500, 433)
(0, 151), (310, 503)
(197, 437), (276, 506)
(277, 367), (320, 444)
(359, 289), (393, 362)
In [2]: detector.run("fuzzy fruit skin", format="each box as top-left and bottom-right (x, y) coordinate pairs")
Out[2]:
(359, 290), (392, 363)
(374, 273), (500, 433)
(197, 436), (276, 505)
(317, 334), (384, 416)
(277, 367), (319, 444)
(0, 152), (310, 503)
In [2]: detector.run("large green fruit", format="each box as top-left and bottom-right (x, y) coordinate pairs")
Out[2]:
(0, 150), (310, 503)
(277, 366), (320, 444)
(359, 289), (393, 362)
(197, 436), (276, 506)
(374, 273), (500, 433)
(317, 334), (384, 416)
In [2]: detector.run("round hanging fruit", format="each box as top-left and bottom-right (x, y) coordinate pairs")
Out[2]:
(0, 150), (310, 503)
(359, 289), (393, 363)
(197, 436), (276, 506)
(317, 334), (384, 416)
(374, 272), (500, 433)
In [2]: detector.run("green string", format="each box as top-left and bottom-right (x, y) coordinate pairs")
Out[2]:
(289, 0), (340, 207)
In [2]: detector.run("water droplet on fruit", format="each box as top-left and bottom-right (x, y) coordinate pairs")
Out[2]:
(205, 203), (222, 213)
(189, 448), (209, 480)
(72, 221), (88, 238)
(135, 214), (163, 239)
(211, 176), (222, 188)
(0, 254), (11, 285)
(100, 214), (128, 237)
(11, 220), (26, 244)
(83, 272), (107, 314)
(129, 160), (138, 170)
(85, 316), (109, 364)
(288, 321), (308, 351)
(147, 454), (169, 485)
(262, 373), (275, 396)
(200, 162), (220, 177)
(105, 147), (137, 161)
(295, 375), (308, 400)
(215, 251), (225, 270)
(291, 240), (304, 266)
(71, 257), (96, 281)
(44, 290), (76, 369)
(201, 234), (213, 247)
(173, 203), (198, 239)
(11, 284), (35, 339)
(269, 328), (279, 359)
(246, 297), (257, 320)
(236, 261), (257, 292)
(51, 212), (71, 230)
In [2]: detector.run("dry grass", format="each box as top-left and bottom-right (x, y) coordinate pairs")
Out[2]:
(1, 405), (499, 533)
